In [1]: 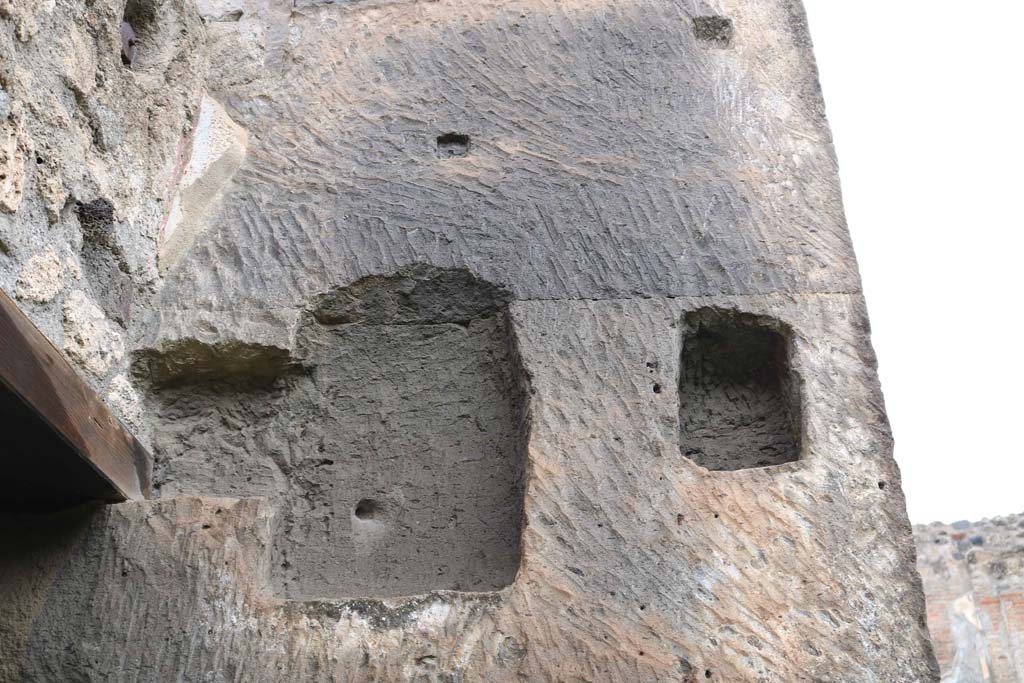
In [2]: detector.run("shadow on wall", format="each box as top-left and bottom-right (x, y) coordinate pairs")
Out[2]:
(136, 265), (531, 600)
(0, 504), (105, 678)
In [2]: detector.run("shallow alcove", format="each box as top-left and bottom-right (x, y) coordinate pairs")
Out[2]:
(271, 265), (530, 599)
(678, 308), (801, 471)
(139, 266), (529, 600)
(120, 0), (157, 69)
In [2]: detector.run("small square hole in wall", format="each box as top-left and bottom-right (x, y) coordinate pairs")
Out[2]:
(693, 16), (734, 47)
(679, 308), (801, 471)
(437, 132), (471, 158)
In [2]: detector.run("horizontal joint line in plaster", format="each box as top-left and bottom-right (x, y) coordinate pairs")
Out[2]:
(152, 290), (863, 315)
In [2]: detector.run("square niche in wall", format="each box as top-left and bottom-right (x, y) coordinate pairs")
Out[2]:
(142, 266), (531, 600)
(274, 266), (531, 599)
(678, 308), (801, 471)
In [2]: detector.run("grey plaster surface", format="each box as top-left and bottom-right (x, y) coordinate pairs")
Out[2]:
(154, 0), (857, 329)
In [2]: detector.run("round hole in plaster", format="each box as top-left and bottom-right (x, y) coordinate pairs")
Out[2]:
(354, 499), (381, 521)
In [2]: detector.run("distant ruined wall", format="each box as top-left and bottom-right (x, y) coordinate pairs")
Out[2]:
(916, 515), (1024, 683)
(1, 1), (939, 681)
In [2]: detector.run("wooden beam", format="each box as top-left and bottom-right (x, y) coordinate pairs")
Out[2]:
(0, 288), (149, 506)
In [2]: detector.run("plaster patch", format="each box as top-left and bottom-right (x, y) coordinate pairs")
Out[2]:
(14, 248), (64, 303)
(160, 94), (248, 272)
(62, 289), (126, 377)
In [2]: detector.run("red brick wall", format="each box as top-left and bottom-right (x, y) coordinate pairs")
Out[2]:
(916, 516), (1024, 682)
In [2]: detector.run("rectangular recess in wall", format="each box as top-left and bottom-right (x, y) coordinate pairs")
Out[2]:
(679, 308), (801, 471)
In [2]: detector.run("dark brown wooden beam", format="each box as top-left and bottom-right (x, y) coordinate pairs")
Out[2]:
(0, 288), (149, 506)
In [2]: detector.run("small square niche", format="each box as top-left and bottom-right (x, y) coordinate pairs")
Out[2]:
(436, 132), (471, 158)
(679, 309), (801, 471)
(693, 16), (734, 47)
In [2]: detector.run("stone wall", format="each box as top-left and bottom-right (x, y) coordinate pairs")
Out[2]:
(0, 1), (938, 681)
(916, 515), (1024, 682)
(0, 0), (207, 438)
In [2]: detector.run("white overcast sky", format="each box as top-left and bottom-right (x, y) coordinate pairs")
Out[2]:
(802, 2), (1023, 523)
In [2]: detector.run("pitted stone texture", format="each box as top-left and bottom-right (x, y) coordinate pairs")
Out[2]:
(143, 268), (529, 600)
(62, 289), (126, 377)
(76, 198), (136, 326)
(0, 111), (28, 214)
(0, 0), (207, 422)
(276, 313), (526, 599)
(14, 248), (64, 303)
(158, 0), (858, 319)
(2, 295), (938, 682)
(105, 373), (144, 435)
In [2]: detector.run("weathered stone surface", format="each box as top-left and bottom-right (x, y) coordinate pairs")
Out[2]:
(916, 515), (1024, 682)
(3, 294), (937, 681)
(0, 0), (938, 681)
(105, 372), (144, 434)
(0, 107), (28, 214)
(0, 0), (208, 410)
(13, 247), (64, 303)
(157, 0), (858, 319)
(62, 289), (126, 377)
(160, 93), (248, 273)
(194, 0), (291, 91)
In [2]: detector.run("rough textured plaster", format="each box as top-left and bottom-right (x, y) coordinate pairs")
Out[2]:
(0, 0), (207, 416)
(0, 0), (939, 681)
(3, 296), (938, 682)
